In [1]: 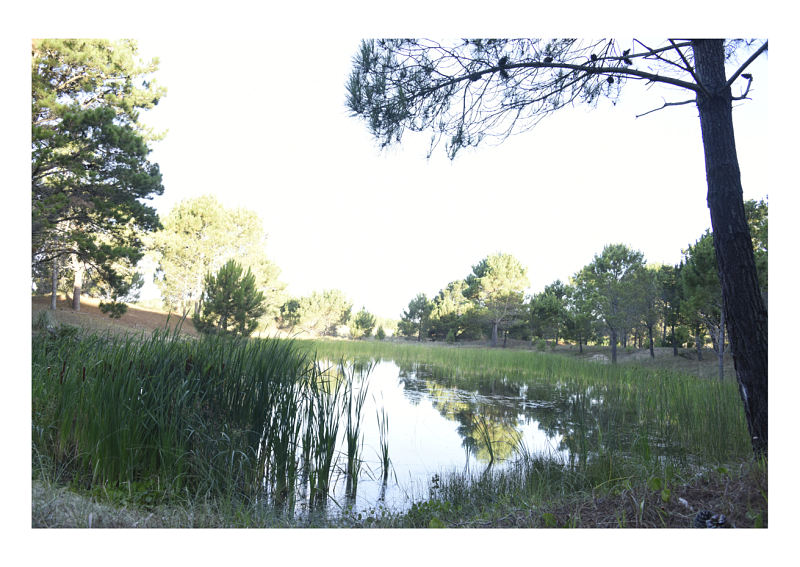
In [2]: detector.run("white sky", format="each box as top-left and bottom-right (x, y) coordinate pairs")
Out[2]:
(133, 38), (768, 320)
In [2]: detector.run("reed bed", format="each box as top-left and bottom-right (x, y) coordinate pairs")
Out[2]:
(32, 327), (373, 514)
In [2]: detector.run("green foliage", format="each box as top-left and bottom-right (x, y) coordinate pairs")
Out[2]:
(32, 39), (165, 304)
(528, 285), (565, 345)
(349, 307), (377, 339)
(193, 259), (266, 337)
(405, 498), (456, 528)
(744, 197), (768, 302)
(281, 289), (352, 336)
(32, 326), (378, 510)
(573, 244), (646, 361)
(466, 252), (529, 347)
(445, 329), (455, 344)
(346, 39), (634, 160)
(376, 325), (386, 340)
(428, 280), (474, 340)
(149, 195), (287, 320)
(99, 300), (127, 319)
(400, 293), (433, 341)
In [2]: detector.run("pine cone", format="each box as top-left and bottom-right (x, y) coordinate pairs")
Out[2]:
(694, 510), (727, 528)
(694, 510), (713, 528)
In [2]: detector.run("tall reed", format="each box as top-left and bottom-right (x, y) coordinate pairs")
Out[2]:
(343, 361), (371, 496)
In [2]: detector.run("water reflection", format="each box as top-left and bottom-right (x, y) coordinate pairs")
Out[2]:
(294, 357), (678, 518)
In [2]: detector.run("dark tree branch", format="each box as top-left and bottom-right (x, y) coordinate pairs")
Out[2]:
(635, 97), (697, 119)
(668, 39), (711, 100)
(724, 40), (768, 91)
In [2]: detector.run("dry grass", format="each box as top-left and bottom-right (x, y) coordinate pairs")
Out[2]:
(31, 294), (202, 339)
(443, 460), (768, 529)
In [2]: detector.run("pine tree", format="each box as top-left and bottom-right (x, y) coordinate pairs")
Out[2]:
(32, 39), (166, 311)
(193, 260), (266, 337)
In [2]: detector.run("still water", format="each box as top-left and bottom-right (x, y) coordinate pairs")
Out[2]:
(294, 357), (655, 517)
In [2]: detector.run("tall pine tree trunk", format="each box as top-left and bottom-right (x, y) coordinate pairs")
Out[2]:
(610, 329), (617, 364)
(693, 40), (768, 456)
(718, 308), (726, 382)
(50, 255), (59, 310)
(671, 322), (678, 356)
(71, 255), (83, 312)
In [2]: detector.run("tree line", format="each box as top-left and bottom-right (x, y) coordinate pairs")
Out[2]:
(398, 197), (767, 381)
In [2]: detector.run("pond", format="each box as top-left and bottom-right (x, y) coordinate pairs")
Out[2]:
(293, 356), (674, 518)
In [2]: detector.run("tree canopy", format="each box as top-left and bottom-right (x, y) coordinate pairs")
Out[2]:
(399, 293), (433, 342)
(193, 259), (266, 337)
(280, 289), (353, 336)
(32, 39), (166, 312)
(466, 252), (529, 347)
(574, 244), (645, 363)
(148, 195), (286, 320)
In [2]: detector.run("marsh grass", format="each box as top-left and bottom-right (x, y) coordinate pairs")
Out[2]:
(32, 325), (377, 518)
(374, 396), (393, 485)
(343, 362), (371, 497)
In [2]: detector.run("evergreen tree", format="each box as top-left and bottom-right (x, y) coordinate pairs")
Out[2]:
(562, 283), (595, 354)
(400, 293), (433, 342)
(637, 265), (663, 358)
(466, 253), (529, 347)
(349, 307), (377, 339)
(427, 280), (473, 340)
(193, 260), (266, 337)
(32, 39), (166, 311)
(574, 244), (645, 364)
(149, 195), (286, 320)
(280, 290), (352, 336)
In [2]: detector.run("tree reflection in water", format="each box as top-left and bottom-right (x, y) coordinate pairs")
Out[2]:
(393, 360), (675, 468)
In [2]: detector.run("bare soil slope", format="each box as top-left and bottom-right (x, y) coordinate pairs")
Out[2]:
(31, 294), (201, 338)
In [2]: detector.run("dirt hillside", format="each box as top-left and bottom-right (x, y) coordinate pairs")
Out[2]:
(31, 294), (201, 338)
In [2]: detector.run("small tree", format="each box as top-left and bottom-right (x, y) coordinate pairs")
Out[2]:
(465, 253), (529, 347)
(376, 325), (386, 340)
(400, 293), (433, 342)
(349, 307), (376, 339)
(193, 260), (266, 337)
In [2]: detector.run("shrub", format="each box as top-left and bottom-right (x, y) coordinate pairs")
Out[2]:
(536, 339), (546, 352)
(376, 325), (386, 340)
(445, 329), (455, 344)
(349, 307), (376, 339)
(99, 300), (127, 319)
